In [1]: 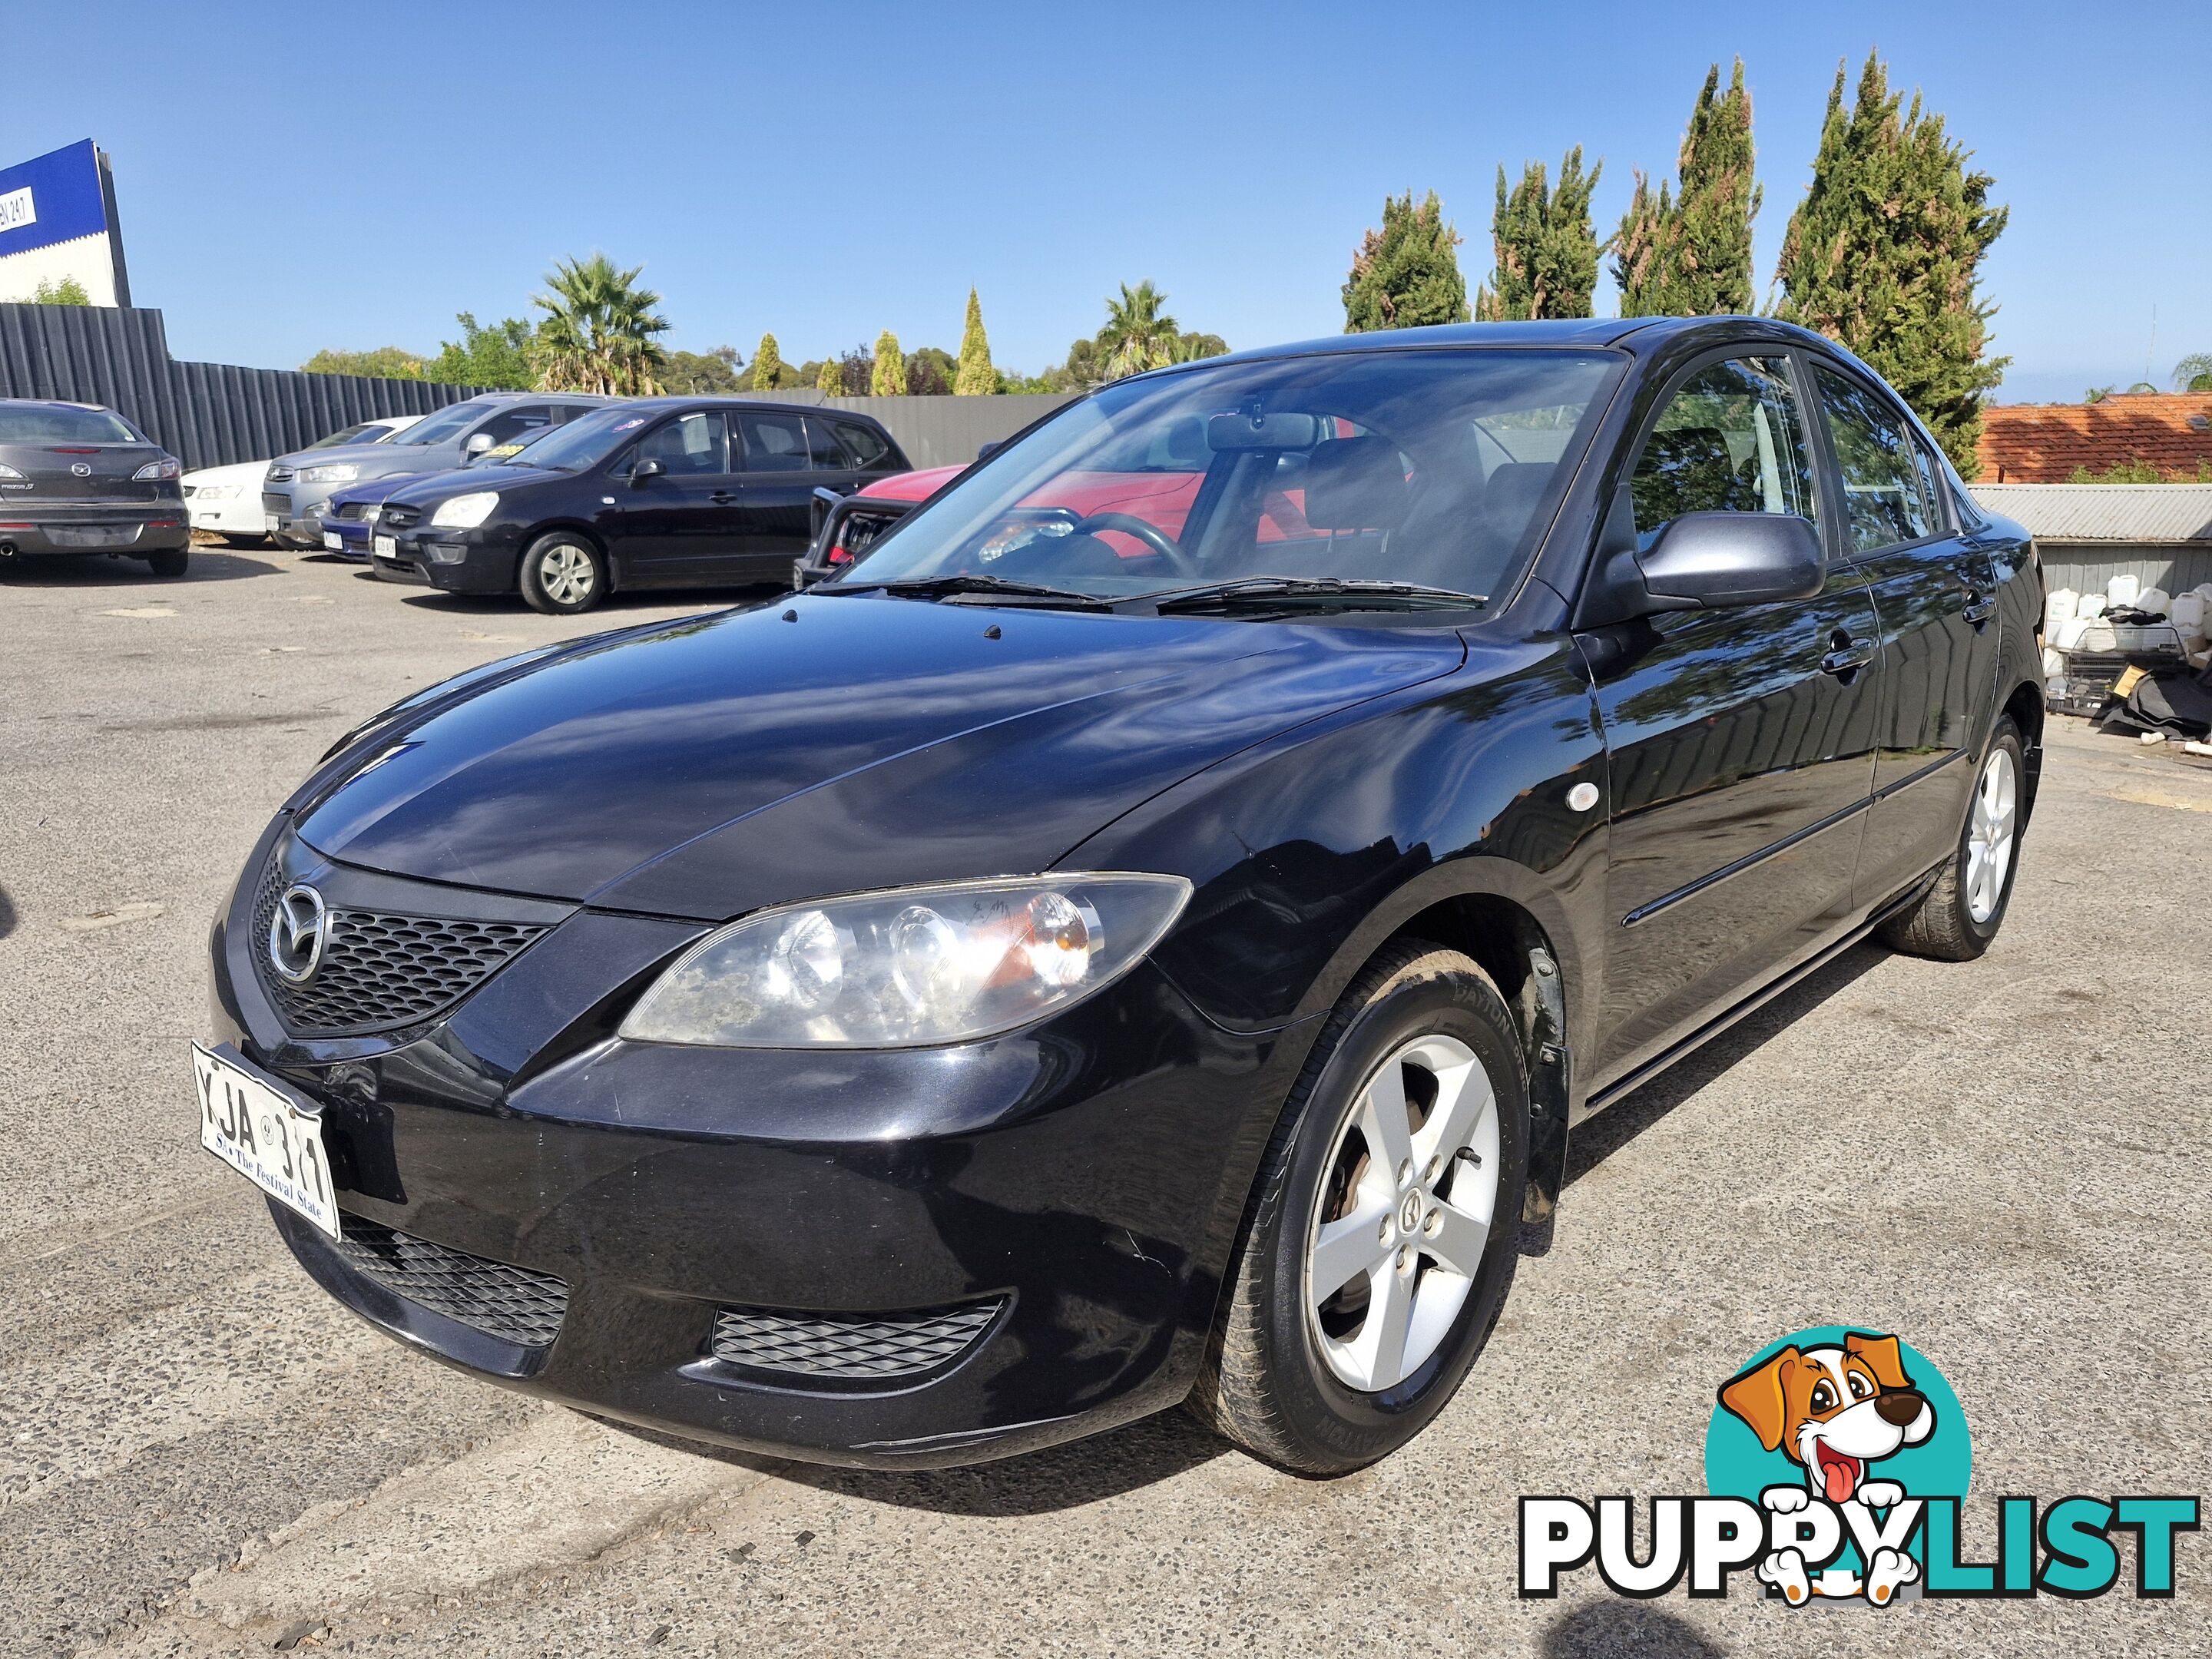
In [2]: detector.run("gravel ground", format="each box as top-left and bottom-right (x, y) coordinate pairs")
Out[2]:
(2, 543), (2207, 1657)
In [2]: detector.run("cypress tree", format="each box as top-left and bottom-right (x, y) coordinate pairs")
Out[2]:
(954, 288), (996, 395)
(749, 333), (783, 391)
(1775, 53), (2009, 475)
(1616, 61), (1761, 317)
(815, 357), (840, 394)
(871, 330), (904, 396)
(1475, 148), (1602, 320)
(1342, 190), (1470, 331)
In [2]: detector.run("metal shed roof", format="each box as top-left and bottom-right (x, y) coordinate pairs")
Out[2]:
(1968, 484), (2212, 543)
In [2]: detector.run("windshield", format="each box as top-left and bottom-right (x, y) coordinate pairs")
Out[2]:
(833, 348), (1619, 602)
(0, 406), (141, 444)
(500, 406), (639, 472)
(389, 400), (492, 446)
(309, 422), (379, 449)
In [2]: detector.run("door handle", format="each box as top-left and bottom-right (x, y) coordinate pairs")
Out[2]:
(1820, 633), (1877, 678)
(709, 490), (738, 504)
(1961, 591), (1995, 628)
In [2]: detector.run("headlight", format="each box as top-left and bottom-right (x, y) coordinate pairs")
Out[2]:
(191, 482), (237, 500)
(429, 491), (499, 528)
(297, 463), (358, 484)
(133, 456), (182, 480)
(621, 873), (1192, 1049)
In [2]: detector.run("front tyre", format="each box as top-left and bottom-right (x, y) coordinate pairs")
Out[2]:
(1192, 940), (1528, 1474)
(1878, 716), (2025, 962)
(519, 533), (606, 614)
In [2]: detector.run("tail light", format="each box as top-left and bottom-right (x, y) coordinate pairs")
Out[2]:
(133, 456), (183, 481)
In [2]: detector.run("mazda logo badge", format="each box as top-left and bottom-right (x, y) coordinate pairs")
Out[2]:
(71, 462), (91, 477)
(269, 885), (328, 984)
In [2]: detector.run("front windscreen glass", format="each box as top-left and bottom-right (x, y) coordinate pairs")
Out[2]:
(389, 400), (491, 445)
(0, 406), (141, 444)
(308, 422), (378, 449)
(499, 405), (641, 471)
(833, 348), (1620, 601)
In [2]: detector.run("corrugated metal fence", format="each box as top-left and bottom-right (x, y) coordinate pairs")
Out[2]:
(0, 303), (484, 471)
(0, 303), (1084, 473)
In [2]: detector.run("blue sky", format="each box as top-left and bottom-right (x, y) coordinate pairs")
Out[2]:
(14, 1), (2207, 403)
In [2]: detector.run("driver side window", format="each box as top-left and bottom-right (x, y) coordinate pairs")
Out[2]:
(1631, 357), (1817, 551)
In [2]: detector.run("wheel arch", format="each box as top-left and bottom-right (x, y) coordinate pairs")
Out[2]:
(2002, 676), (2045, 827)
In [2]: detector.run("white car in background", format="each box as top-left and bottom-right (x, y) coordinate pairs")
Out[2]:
(181, 414), (426, 544)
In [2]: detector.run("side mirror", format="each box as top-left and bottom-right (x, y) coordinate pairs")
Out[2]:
(1637, 511), (1826, 608)
(976, 440), (1004, 462)
(463, 432), (495, 455)
(630, 457), (665, 486)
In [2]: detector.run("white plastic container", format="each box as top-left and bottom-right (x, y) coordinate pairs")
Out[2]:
(2172, 592), (2206, 637)
(2041, 645), (2067, 677)
(2054, 615), (2091, 650)
(2108, 573), (2141, 608)
(2045, 588), (2079, 635)
(2078, 592), (2108, 619)
(2137, 587), (2171, 616)
(2078, 621), (2118, 651)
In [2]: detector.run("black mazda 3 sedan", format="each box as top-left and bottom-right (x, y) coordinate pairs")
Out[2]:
(200, 319), (2041, 1473)
(366, 398), (909, 611)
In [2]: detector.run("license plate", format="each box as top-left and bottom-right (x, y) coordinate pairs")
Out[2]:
(193, 1042), (340, 1239)
(48, 524), (139, 548)
(267, 513), (283, 531)
(323, 531), (343, 551)
(373, 535), (396, 558)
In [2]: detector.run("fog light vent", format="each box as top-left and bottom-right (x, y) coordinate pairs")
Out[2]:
(710, 1300), (1002, 1379)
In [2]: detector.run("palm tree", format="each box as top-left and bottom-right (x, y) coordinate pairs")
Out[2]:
(2176, 353), (2212, 393)
(1097, 281), (1181, 380)
(533, 253), (671, 395)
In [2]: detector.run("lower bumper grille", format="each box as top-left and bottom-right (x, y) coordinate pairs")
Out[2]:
(332, 1218), (568, 1349)
(710, 1301), (1002, 1380)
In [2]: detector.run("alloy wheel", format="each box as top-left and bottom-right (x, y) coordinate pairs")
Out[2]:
(541, 544), (595, 605)
(1964, 745), (2017, 924)
(1304, 1034), (1500, 1393)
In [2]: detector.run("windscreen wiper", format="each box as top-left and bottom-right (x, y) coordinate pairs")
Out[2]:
(1140, 577), (1485, 614)
(820, 573), (1114, 610)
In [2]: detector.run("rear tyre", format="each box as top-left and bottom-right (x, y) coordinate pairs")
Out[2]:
(519, 533), (606, 615)
(1877, 716), (2025, 962)
(144, 548), (190, 578)
(1190, 940), (1528, 1475)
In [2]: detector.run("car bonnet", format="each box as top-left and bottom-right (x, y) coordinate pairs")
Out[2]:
(289, 595), (1465, 919)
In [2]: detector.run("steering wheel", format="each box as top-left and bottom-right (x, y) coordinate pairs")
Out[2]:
(1071, 512), (1195, 575)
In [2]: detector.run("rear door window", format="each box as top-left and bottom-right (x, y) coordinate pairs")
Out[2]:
(1813, 367), (1935, 552)
(736, 412), (810, 472)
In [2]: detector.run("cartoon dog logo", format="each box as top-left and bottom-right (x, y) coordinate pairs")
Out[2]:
(1717, 1330), (1936, 1604)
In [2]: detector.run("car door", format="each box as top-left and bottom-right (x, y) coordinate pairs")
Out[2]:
(1579, 352), (1886, 1085)
(732, 409), (826, 580)
(1807, 363), (2002, 911)
(606, 412), (740, 584)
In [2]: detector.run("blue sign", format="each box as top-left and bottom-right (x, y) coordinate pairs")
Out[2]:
(0, 141), (111, 260)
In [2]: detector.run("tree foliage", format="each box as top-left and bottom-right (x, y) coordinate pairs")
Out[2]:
(658, 346), (743, 394)
(872, 329), (905, 396)
(906, 345), (957, 396)
(749, 333), (783, 391)
(300, 346), (425, 379)
(1614, 61), (1761, 317)
(954, 288), (996, 396)
(1342, 190), (1469, 331)
(1476, 147), (1602, 321)
(425, 313), (538, 389)
(2176, 353), (2212, 393)
(31, 275), (91, 305)
(1773, 53), (2009, 475)
(532, 253), (669, 395)
(815, 356), (842, 393)
(1098, 280), (1184, 380)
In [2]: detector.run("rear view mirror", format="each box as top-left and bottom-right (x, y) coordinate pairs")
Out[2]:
(1206, 410), (1322, 452)
(630, 458), (665, 486)
(1638, 512), (1825, 608)
(463, 432), (495, 455)
(976, 440), (1004, 462)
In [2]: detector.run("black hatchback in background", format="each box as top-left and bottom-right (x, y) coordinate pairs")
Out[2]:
(0, 399), (189, 576)
(369, 399), (909, 611)
(204, 318), (2045, 1476)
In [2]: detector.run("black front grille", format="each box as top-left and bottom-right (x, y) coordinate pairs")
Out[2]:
(332, 501), (380, 522)
(332, 1218), (568, 1348)
(380, 502), (422, 531)
(251, 856), (548, 1036)
(261, 492), (290, 515)
(710, 1301), (1002, 1380)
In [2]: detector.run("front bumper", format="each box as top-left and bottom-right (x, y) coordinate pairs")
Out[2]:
(210, 822), (1297, 1467)
(369, 523), (522, 594)
(0, 502), (189, 557)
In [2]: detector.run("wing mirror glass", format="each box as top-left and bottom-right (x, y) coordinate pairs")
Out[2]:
(630, 457), (665, 486)
(1637, 511), (1826, 608)
(463, 432), (495, 455)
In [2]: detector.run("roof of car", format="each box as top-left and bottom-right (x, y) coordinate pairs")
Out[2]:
(606, 396), (893, 425)
(0, 396), (118, 411)
(1169, 315), (1834, 376)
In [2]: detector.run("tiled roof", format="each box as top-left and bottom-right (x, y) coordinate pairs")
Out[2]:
(1968, 484), (2212, 542)
(1977, 393), (2212, 482)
